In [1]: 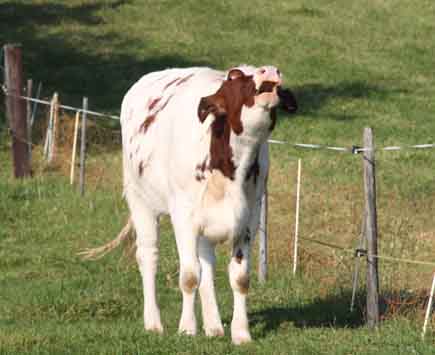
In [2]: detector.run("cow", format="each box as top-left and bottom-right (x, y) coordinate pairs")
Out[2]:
(81, 65), (297, 344)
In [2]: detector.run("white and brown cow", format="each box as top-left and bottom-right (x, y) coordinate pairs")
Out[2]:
(84, 65), (297, 344)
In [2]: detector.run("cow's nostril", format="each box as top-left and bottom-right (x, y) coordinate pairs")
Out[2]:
(259, 68), (266, 74)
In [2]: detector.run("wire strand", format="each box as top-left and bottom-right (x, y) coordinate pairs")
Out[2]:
(299, 236), (435, 267)
(2, 85), (435, 153)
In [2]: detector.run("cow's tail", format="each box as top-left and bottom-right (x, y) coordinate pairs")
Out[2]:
(78, 217), (136, 260)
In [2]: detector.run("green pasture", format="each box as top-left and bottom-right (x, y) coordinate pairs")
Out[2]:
(1, 1), (435, 354)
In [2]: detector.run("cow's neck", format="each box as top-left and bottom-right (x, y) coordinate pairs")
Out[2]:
(230, 134), (264, 185)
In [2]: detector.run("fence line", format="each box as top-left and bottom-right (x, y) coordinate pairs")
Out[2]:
(299, 235), (435, 268)
(1, 86), (120, 120)
(2, 87), (435, 154)
(269, 139), (435, 153)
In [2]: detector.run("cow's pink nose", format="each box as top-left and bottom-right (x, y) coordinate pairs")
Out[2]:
(257, 66), (282, 85)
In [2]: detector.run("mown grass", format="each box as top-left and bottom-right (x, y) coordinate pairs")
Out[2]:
(1, 0), (435, 354)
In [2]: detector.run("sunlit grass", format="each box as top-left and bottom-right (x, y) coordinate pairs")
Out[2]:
(1, 0), (435, 353)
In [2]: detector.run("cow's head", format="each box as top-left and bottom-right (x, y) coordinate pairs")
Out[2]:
(197, 65), (297, 136)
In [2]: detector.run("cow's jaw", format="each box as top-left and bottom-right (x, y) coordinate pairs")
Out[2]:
(253, 66), (282, 110)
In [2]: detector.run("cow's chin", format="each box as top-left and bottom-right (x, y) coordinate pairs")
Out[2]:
(254, 91), (280, 110)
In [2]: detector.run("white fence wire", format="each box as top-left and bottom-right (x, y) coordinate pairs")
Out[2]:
(2, 85), (435, 153)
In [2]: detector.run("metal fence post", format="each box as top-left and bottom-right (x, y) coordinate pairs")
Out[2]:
(79, 97), (88, 196)
(259, 187), (268, 283)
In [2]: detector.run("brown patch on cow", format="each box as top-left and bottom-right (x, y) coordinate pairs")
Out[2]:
(236, 274), (250, 294)
(209, 116), (237, 179)
(235, 249), (243, 264)
(196, 159), (207, 173)
(157, 95), (173, 112)
(176, 73), (195, 86)
(181, 272), (199, 293)
(148, 97), (161, 110)
(164, 77), (181, 90)
(138, 161), (144, 176)
(227, 69), (245, 80)
(257, 81), (277, 94)
(197, 75), (256, 133)
(139, 115), (156, 134)
(246, 153), (260, 184)
(197, 74), (256, 179)
(138, 94), (174, 135)
(269, 107), (277, 131)
(195, 158), (208, 181)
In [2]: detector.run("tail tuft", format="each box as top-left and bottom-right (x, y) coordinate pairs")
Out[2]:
(78, 218), (134, 260)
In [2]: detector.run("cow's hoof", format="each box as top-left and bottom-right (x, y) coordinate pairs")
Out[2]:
(204, 326), (224, 337)
(145, 314), (164, 334)
(178, 327), (197, 336)
(231, 330), (252, 345)
(178, 319), (197, 336)
(145, 324), (164, 334)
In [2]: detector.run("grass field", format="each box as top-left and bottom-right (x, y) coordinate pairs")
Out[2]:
(1, 0), (435, 354)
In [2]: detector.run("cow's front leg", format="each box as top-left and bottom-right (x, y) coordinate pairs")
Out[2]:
(198, 236), (224, 336)
(228, 229), (252, 345)
(171, 210), (201, 336)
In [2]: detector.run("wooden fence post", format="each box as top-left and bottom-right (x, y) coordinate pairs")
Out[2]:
(258, 187), (268, 283)
(3, 44), (31, 178)
(363, 127), (380, 328)
(79, 97), (88, 196)
(350, 211), (367, 312)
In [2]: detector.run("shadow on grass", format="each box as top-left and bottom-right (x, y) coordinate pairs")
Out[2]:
(0, 1), (210, 114)
(250, 291), (366, 337)
(285, 81), (408, 121)
(286, 5), (325, 18)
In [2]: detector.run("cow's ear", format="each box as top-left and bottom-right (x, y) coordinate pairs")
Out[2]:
(277, 87), (298, 113)
(198, 94), (226, 122)
(227, 69), (245, 80)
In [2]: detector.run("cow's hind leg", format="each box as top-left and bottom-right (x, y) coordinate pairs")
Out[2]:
(229, 230), (252, 344)
(128, 193), (163, 333)
(198, 237), (224, 336)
